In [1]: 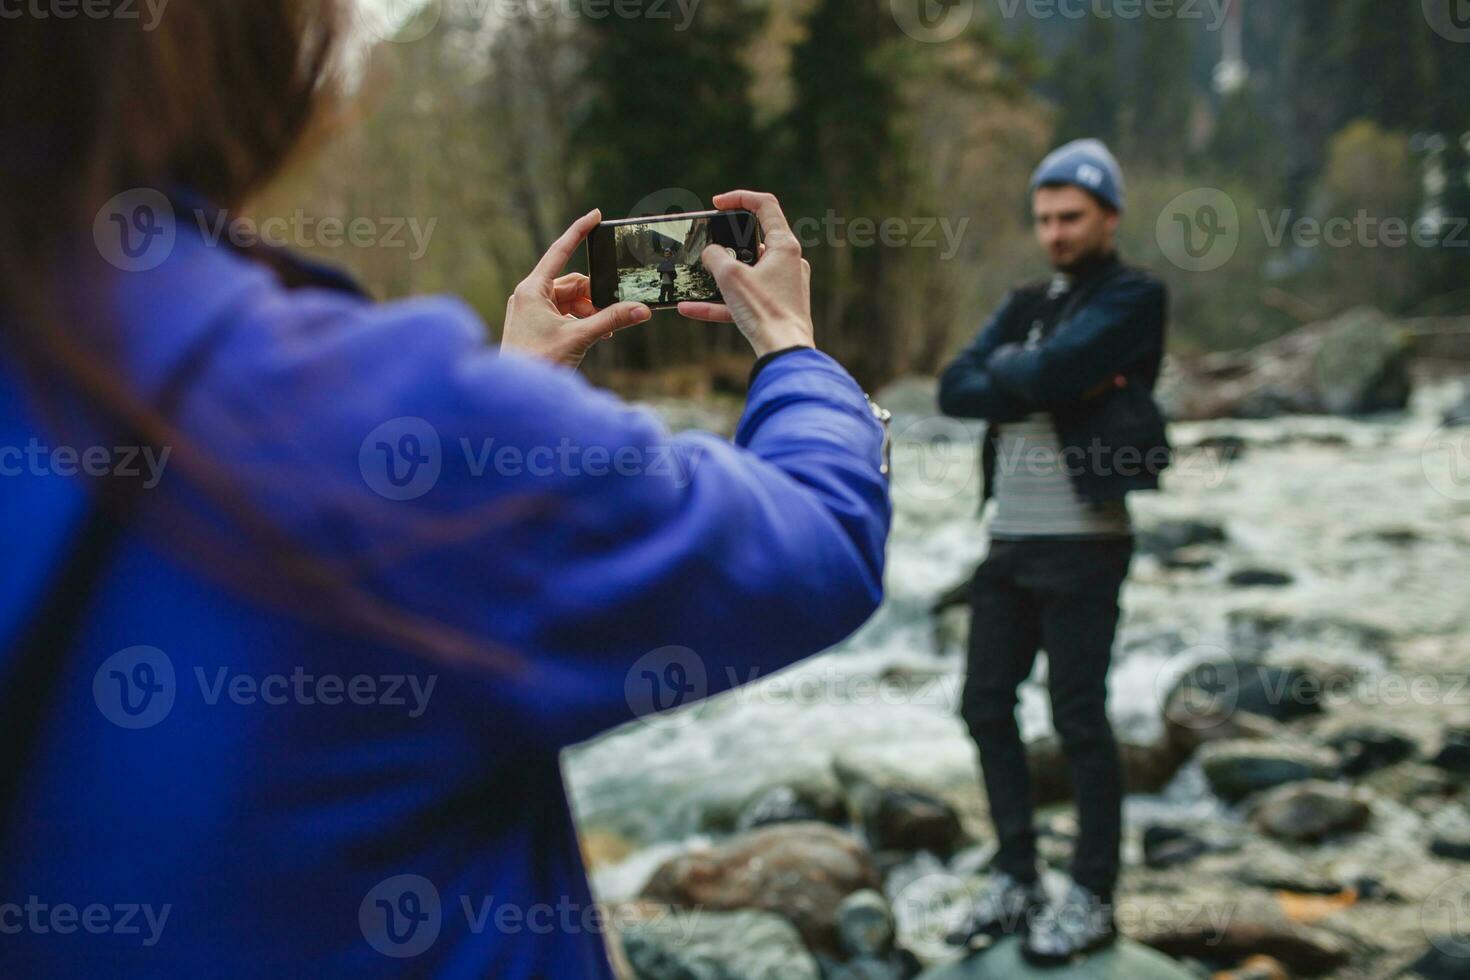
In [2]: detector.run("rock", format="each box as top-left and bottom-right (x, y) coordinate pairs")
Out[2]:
(1198, 740), (1337, 804)
(581, 829), (636, 870)
(1161, 546), (1218, 572)
(1429, 835), (1470, 861)
(914, 935), (1198, 979)
(1226, 610), (1393, 661)
(835, 762), (968, 858)
(1360, 762), (1457, 809)
(640, 822), (881, 957)
(1028, 736), (1187, 805)
(1161, 308), (1412, 420)
(822, 952), (923, 980)
(1431, 729), (1470, 774)
(1163, 682), (1289, 760)
(1312, 307), (1413, 415)
(1349, 526), (1423, 547)
(1226, 568), (1295, 588)
(1136, 918), (1350, 976)
(1163, 658), (1325, 732)
(1443, 393), (1470, 428)
(1137, 520), (1229, 560)
(1231, 851), (1343, 895)
(619, 906), (822, 980)
(1214, 956), (1291, 980)
(1407, 935), (1470, 979)
(1248, 780), (1372, 843)
(1325, 726), (1416, 777)
(823, 890), (923, 979)
(1191, 434), (1248, 462)
(736, 784), (847, 833)
(1141, 825), (1210, 869)
(838, 890), (896, 957)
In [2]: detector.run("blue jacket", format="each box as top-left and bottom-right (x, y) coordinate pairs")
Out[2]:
(938, 254), (1171, 503)
(0, 223), (890, 976)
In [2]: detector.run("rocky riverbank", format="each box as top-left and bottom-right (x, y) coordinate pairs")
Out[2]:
(564, 364), (1470, 980)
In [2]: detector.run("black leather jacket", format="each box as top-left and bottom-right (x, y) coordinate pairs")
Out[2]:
(938, 253), (1171, 505)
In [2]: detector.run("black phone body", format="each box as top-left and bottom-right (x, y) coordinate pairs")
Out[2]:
(588, 209), (762, 310)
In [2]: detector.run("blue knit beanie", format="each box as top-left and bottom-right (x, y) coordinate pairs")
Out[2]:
(1030, 139), (1125, 212)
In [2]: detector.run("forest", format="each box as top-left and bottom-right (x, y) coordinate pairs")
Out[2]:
(261, 0), (1470, 392)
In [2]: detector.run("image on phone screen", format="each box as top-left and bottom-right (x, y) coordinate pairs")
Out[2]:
(588, 210), (761, 311)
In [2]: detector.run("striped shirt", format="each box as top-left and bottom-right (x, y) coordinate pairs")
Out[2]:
(987, 413), (1131, 539)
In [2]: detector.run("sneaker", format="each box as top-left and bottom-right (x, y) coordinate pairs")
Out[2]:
(943, 870), (1046, 949)
(1020, 881), (1119, 966)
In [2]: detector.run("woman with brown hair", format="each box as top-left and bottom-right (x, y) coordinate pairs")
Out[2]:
(0, 3), (891, 976)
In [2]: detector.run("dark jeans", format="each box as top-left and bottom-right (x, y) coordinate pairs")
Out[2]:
(960, 536), (1134, 898)
(659, 283), (677, 303)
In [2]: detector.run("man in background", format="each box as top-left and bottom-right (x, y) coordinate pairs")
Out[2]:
(658, 247), (679, 304)
(938, 139), (1171, 966)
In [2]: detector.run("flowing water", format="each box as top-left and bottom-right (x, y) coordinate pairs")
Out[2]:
(565, 380), (1470, 904)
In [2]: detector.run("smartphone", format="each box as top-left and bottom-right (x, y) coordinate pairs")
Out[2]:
(588, 209), (762, 311)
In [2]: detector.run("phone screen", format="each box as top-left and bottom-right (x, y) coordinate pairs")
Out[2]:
(589, 210), (761, 310)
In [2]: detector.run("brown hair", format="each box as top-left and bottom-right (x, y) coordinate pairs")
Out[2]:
(0, 1), (525, 673)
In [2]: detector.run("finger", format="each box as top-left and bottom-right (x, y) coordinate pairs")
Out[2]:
(677, 301), (735, 323)
(577, 301), (651, 339)
(711, 190), (796, 249)
(701, 243), (744, 285)
(532, 209), (602, 283)
(569, 296), (597, 319)
(552, 273), (591, 305)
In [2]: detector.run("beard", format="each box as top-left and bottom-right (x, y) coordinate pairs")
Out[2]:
(1053, 242), (1114, 275)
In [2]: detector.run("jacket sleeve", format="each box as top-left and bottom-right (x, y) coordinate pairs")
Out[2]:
(478, 348), (891, 747)
(287, 294), (892, 749)
(937, 292), (1036, 422)
(985, 276), (1166, 407)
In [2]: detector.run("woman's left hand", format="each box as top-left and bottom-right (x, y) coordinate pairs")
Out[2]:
(501, 208), (652, 370)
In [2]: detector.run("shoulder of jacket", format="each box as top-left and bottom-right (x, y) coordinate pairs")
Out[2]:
(1009, 279), (1052, 302)
(1111, 262), (1168, 295)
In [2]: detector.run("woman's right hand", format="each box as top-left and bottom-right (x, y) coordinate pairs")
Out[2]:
(678, 190), (816, 359)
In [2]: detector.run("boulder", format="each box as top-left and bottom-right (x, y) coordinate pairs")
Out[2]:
(1443, 392), (1470, 428)
(1230, 851), (1343, 895)
(1429, 835), (1470, 861)
(640, 822), (881, 957)
(619, 907), (822, 980)
(1161, 658), (1325, 741)
(1141, 825), (1211, 869)
(914, 936), (1197, 979)
(1162, 307), (1412, 420)
(1198, 740), (1337, 804)
(1407, 935), (1470, 979)
(736, 783), (848, 833)
(1213, 956), (1291, 980)
(1312, 307), (1413, 415)
(1226, 568), (1295, 588)
(834, 761), (969, 858)
(1136, 917), (1351, 976)
(1430, 729), (1470, 774)
(1028, 736), (1186, 804)
(820, 890), (923, 980)
(1136, 520), (1228, 560)
(1324, 725), (1416, 777)
(1248, 780), (1372, 843)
